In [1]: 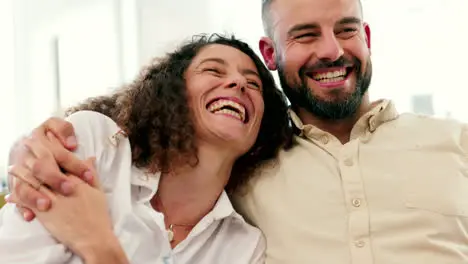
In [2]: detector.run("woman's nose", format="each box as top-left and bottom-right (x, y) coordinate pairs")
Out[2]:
(226, 76), (246, 92)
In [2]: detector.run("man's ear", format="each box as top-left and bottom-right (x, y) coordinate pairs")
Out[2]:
(363, 22), (371, 51)
(259, 37), (278, 70)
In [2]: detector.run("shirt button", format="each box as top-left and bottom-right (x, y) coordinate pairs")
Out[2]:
(355, 240), (365, 248)
(344, 158), (354, 166)
(320, 135), (329, 144)
(352, 199), (361, 207)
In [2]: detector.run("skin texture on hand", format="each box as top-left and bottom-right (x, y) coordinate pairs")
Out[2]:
(32, 159), (128, 262)
(7, 117), (95, 221)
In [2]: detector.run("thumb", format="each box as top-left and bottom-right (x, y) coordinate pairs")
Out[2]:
(83, 157), (101, 189)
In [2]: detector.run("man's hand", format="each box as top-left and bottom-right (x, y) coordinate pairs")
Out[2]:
(6, 117), (94, 221)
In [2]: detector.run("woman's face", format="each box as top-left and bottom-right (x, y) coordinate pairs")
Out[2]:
(185, 44), (265, 156)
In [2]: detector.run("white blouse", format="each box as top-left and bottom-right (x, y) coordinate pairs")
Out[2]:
(0, 111), (265, 264)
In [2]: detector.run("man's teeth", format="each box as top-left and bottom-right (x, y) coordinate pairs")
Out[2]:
(312, 69), (347, 83)
(207, 99), (246, 122)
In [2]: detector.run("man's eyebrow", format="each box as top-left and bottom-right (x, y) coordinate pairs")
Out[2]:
(337, 16), (362, 25)
(287, 17), (362, 36)
(287, 23), (319, 37)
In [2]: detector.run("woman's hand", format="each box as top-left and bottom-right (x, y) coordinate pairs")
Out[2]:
(31, 159), (127, 263)
(7, 132), (129, 263)
(7, 122), (93, 221)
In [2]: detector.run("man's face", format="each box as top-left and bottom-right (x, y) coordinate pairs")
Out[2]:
(260, 0), (372, 120)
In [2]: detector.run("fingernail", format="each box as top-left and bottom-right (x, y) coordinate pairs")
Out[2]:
(60, 181), (74, 195)
(83, 170), (93, 182)
(66, 136), (77, 147)
(36, 198), (49, 211)
(23, 212), (30, 220)
(4, 194), (10, 202)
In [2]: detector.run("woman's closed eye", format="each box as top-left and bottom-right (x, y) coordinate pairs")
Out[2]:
(247, 80), (261, 90)
(204, 67), (223, 75)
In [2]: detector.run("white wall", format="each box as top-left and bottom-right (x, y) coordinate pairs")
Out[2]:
(0, 0), (126, 180)
(136, 0), (218, 65)
(0, 0), (16, 184)
(12, 0), (123, 124)
(2, 0), (468, 181)
(364, 0), (468, 118)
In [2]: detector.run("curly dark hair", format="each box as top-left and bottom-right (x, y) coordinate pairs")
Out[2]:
(66, 34), (293, 192)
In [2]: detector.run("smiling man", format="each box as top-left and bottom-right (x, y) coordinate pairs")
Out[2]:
(233, 0), (468, 263)
(261, 0), (372, 143)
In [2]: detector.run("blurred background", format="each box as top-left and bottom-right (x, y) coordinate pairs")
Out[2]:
(1, 0), (468, 188)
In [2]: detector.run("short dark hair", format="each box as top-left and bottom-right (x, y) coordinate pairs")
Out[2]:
(262, 0), (363, 38)
(261, 0), (275, 38)
(66, 34), (293, 193)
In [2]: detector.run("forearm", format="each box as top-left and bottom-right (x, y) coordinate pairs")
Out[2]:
(84, 249), (129, 264)
(80, 235), (129, 264)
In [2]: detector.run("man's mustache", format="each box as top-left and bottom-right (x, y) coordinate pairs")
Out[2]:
(299, 56), (358, 77)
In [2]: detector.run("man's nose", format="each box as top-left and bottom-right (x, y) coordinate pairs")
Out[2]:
(315, 33), (344, 62)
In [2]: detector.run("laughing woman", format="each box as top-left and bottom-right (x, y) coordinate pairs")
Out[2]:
(0, 34), (292, 264)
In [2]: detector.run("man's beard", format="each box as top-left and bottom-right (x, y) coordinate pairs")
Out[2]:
(278, 56), (372, 120)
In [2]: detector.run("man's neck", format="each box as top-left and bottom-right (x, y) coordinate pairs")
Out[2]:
(154, 144), (236, 225)
(297, 96), (372, 144)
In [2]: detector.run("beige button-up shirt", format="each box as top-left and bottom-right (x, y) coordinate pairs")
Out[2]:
(233, 100), (468, 264)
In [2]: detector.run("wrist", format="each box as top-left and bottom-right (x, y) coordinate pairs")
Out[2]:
(78, 233), (128, 264)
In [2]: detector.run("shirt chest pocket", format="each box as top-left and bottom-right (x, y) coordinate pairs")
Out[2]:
(404, 167), (468, 217)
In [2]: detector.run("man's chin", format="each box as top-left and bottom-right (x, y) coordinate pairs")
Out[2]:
(307, 85), (356, 103)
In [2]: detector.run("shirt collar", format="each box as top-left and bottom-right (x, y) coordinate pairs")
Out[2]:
(130, 168), (160, 203)
(289, 99), (399, 139)
(211, 191), (245, 222)
(130, 169), (245, 222)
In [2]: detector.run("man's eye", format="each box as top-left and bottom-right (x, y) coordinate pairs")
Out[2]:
(343, 27), (357, 33)
(337, 28), (358, 38)
(295, 33), (319, 39)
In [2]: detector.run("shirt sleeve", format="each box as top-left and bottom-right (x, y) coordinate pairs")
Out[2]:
(0, 111), (123, 263)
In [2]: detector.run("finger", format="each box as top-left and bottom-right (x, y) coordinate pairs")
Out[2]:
(6, 191), (38, 221)
(46, 132), (94, 184)
(22, 208), (36, 221)
(5, 194), (35, 222)
(8, 164), (42, 191)
(10, 169), (52, 212)
(22, 138), (75, 195)
(83, 157), (100, 188)
(33, 117), (77, 150)
(17, 205), (36, 222)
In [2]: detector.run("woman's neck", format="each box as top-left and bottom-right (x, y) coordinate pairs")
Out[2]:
(153, 144), (236, 226)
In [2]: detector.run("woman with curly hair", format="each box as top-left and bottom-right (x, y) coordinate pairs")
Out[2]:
(0, 34), (292, 263)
